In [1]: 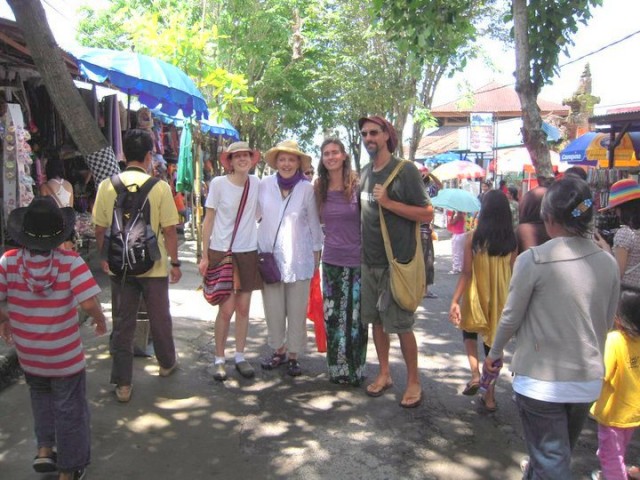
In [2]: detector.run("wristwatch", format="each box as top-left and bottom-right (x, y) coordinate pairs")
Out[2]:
(170, 260), (182, 267)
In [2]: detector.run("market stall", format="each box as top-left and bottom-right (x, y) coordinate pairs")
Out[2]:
(561, 111), (640, 240)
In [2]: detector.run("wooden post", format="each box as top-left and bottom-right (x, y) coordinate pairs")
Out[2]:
(193, 126), (202, 261)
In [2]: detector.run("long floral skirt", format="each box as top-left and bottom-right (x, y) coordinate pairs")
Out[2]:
(322, 263), (367, 386)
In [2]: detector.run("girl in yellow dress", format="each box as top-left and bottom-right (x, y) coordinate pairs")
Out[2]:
(449, 190), (517, 411)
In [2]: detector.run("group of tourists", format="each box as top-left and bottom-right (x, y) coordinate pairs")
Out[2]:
(0, 118), (639, 479)
(198, 115), (431, 413)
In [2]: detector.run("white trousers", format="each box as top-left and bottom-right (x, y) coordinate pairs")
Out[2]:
(451, 233), (466, 272)
(261, 279), (311, 354)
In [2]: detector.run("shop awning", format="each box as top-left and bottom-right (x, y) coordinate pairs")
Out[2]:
(151, 109), (239, 141)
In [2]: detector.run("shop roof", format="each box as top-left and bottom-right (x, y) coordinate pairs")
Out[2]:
(432, 81), (569, 118)
(0, 18), (78, 79)
(589, 109), (640, 132)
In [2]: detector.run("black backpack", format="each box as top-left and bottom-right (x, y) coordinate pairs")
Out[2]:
(103, 174), (161, 277)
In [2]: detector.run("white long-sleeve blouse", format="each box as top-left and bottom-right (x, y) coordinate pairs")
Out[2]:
(257, 175), (323, 283)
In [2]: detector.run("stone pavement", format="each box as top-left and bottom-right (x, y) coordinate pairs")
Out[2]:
(0, 231), (636, 479)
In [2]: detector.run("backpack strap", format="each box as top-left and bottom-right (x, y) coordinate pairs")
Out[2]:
(110, 174), (127, 195)
(110, 174), (159, 214)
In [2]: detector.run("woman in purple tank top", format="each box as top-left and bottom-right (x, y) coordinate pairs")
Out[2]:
(314, 138), (367, 385)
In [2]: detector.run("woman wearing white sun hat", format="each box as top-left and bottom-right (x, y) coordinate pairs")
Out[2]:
(258, 139), (323, 377)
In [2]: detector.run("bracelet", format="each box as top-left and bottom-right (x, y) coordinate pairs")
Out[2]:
(170, 260), (181, 267)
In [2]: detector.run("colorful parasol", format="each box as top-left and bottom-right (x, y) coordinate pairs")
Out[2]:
(430, 160), (485, 181)
(69, 46), (209, 119)
(430, 188), (481, 213)
(560, 132), (640, 168)
(496, 148), (568, 174)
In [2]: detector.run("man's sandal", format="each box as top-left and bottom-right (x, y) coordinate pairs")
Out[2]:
(400, 389), (423, 408)
(366, 381), (393, 397)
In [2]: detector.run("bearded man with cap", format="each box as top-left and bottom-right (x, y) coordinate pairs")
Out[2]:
(0, 196), (107, 480)
(359, 116), (433, 408)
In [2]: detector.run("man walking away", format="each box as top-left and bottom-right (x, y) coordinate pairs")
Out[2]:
(93, 129), (182, 403)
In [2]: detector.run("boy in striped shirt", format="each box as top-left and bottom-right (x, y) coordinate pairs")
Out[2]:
(0, 196), (106, 480)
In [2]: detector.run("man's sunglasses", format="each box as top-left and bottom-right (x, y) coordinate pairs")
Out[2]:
(360, 129), (381, 138)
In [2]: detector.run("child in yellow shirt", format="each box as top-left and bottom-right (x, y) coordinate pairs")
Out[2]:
(590, 287), (640, 480)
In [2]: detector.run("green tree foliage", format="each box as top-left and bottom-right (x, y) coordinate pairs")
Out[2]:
(370, 0), (506, 160)
(77, 0), (256, 122)
(507, 0), (602, 95)
(76, 0), (460, 166)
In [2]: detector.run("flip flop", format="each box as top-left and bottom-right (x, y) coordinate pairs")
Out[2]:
(462, 381), (480, 396)
(400, 389), (423, 408)
(479, 395), (497, 413)
(366, 381), (393, 397)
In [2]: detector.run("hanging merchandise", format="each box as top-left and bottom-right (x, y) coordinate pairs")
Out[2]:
(176, 123), (193, 193)
(2, 104), (35, 226)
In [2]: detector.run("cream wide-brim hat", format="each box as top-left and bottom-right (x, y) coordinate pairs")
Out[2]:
(219, 141), (261, 172)
(264, 139), (312, 172)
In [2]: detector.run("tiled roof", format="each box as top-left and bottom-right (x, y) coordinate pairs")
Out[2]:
(432, 81), (569, 115)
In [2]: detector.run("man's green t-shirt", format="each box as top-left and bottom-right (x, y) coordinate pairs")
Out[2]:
(360, 157), (430, 267)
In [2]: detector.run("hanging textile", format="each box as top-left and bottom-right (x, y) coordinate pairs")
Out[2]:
(176, 123), (193, 193)
(111, 98), (123, 162)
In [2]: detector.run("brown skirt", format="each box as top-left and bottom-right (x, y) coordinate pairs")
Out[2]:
(208, 250), (263, 292)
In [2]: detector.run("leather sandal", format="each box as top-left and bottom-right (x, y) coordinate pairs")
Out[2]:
(286, 359), (302, 377)
(400, 389), (423, 408)
(261, 351), (287, 370)
(462, 381), (480, 396)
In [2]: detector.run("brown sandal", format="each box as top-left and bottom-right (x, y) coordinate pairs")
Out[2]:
(366, 381), (393, 397)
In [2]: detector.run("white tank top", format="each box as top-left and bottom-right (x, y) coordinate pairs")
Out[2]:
(48, 178), (72, 207)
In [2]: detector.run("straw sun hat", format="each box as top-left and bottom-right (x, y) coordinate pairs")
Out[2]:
(264, 139), (312, 172)
(599, 178), (640, 211)
(219, 141), (261, 172)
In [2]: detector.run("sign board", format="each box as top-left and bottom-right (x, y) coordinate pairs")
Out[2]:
(469, 113), (494, 152)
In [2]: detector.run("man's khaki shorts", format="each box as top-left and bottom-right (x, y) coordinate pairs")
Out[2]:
(361, 264), (415, 334)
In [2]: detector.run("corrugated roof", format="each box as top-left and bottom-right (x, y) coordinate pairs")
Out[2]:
(0, 18), (78, 77)
(404, 126), (459, 159)
(432, 81), (569, 115)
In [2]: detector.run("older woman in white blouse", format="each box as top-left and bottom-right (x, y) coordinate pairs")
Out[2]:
(258, 140), (323, 377)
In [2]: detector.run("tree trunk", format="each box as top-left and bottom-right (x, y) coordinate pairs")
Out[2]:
(512, 0), (554, 186)
(7, 0), (119, 183)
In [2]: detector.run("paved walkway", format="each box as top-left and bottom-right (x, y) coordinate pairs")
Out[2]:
(0, 231), (636, 479)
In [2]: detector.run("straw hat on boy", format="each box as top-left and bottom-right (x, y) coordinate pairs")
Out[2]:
(264, 139), (312, 172)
